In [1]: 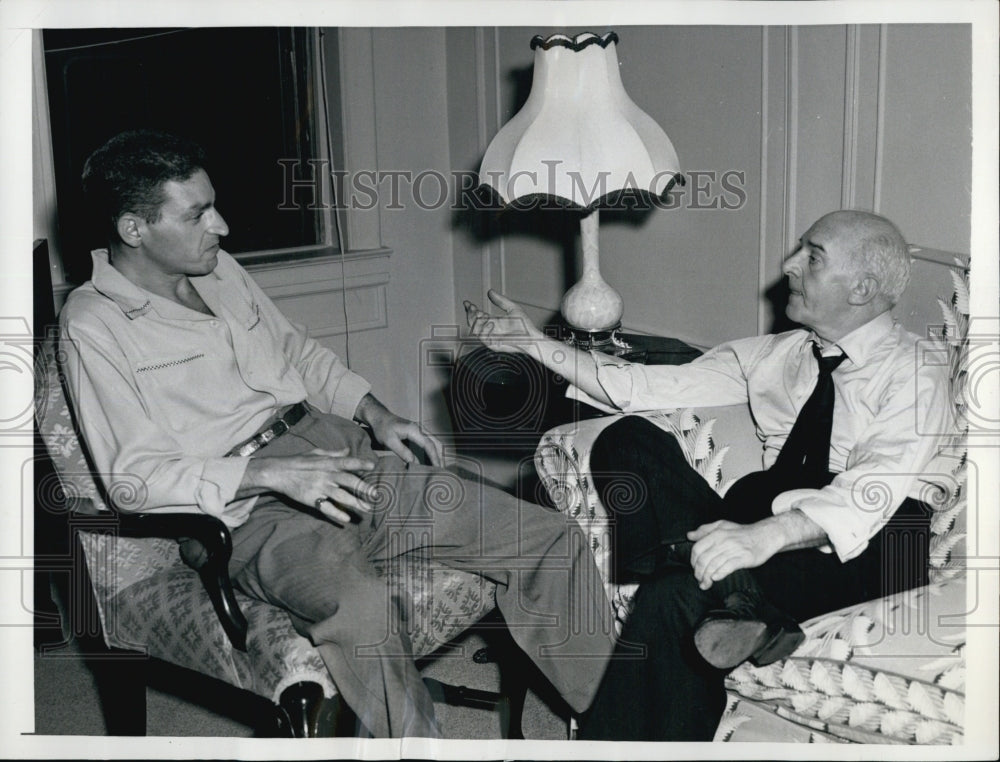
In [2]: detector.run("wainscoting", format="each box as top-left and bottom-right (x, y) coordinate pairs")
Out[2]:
(247, 249), (391, 342)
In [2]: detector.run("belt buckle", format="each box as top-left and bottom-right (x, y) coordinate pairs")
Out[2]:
(258, 420), (287, 448)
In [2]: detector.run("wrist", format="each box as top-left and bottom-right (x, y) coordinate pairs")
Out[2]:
(353, 392), (392, 429)
(525, 323), (546, 342)
(352, 393), (376, 426)
(767, 509), (827, 553)
(237, 457), (276, 498)
(758, 515), (793, 556)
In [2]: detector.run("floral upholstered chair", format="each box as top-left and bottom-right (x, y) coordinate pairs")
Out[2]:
(35, 328), (517, 737)
(534, 263), (970, 744)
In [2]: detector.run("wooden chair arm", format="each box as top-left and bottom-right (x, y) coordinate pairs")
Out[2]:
(116, 512), (249, 651)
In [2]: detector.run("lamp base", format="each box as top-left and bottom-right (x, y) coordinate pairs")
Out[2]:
(565, 324), (645, 361)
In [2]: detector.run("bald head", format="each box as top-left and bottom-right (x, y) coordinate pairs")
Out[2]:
(783, 210), (911, 342)
(810, 210), (911, 305)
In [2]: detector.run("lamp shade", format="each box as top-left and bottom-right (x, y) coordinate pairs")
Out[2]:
(478, 32), (682, 208)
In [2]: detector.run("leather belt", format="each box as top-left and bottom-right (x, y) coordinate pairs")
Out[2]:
(226, 401), (309, 458)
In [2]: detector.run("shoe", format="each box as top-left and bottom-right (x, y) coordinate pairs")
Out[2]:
(693, 590), (805, 669)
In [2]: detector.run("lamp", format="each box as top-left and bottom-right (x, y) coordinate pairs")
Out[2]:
(478, 31), (683, 353)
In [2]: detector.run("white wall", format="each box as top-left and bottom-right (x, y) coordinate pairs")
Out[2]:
(328, 28), (459, 431)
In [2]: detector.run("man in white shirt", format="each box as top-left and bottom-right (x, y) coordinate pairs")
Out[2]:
(468, 210), (952, 740)
(60, 130), (617, 738)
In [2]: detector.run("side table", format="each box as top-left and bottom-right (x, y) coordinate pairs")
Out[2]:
(612, 333), (704, 367)
(447, 333), (702, 442)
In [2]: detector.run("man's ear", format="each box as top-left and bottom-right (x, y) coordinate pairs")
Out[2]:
(116, 214), (144, 249)
(848, 274), (880, 306)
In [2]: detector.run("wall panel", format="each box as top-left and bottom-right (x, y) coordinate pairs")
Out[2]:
(878, 24), (972, 253)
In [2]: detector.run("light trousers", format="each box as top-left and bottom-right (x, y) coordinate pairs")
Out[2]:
(227, 408), (616, 738)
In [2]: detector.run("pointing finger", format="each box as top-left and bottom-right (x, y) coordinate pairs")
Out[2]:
(688, 521), (723, 541)
(331, 471), (380, 502)
(463, 300), (479, 325)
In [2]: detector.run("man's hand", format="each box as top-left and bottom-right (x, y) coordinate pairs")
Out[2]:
(241, 447), (379, 525)
(354, 394), (444, 467)
(465, 290), (543, 356)
(688, 510), (829, 590)
(464, 289), (619, 409)
(688, 520), (785, 590)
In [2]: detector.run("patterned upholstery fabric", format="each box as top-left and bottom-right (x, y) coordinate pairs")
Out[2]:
(36, 335), (498, 705)
(76, 532), (497, 702)
(534, 400), (967, 744)
(723, 576), (965, 744)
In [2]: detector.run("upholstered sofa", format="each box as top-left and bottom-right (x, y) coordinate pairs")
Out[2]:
(534, 269), (970, 744)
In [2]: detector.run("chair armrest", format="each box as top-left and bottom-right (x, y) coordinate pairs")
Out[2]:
(116, 512), (248, 651)
(534, 415), (624, 522)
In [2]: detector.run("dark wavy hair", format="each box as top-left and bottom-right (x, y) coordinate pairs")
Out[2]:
(81, 129), (206, 243)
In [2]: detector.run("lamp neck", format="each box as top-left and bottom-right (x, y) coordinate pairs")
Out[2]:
(580, 210), (600, 274)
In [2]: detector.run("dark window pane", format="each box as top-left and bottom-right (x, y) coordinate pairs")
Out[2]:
(44, 27), (324, 283)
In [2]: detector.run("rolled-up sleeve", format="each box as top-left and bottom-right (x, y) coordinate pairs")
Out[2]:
(771, 346), (953, 561)
(61, 316), (254, 527)
(569, 340), (754, 412)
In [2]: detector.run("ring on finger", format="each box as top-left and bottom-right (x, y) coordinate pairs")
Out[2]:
(314, 497), (327, 510)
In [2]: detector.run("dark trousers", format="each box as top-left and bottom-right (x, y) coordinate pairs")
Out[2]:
(577, 416), (930, 741)
(226, 409), (616, 738)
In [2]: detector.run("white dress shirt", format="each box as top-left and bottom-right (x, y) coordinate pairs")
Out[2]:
(570, 312), (954, 561)
(59, 249), (372, 527)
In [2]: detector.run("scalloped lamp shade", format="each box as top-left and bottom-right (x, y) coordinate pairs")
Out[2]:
(478, 32), (682, 343)
(479, 32), (681, 207)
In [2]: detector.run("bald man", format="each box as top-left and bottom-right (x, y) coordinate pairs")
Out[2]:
(468, 211), (952, 740)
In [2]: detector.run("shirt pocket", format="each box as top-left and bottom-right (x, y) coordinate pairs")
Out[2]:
(241, 301), (294, 383)
(133, 352), (219, 434)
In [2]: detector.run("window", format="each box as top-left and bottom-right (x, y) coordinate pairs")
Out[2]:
(43, 27), (336, 284)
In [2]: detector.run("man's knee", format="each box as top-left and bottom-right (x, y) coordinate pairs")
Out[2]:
(591, 416), (686, 515)
(592, 416), (682, 470)
(593, 415), (657, 453)
(237, 520), (379, 619)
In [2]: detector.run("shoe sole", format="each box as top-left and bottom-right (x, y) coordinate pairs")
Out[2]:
(694, 619), (769, 669)
(694, 620), (806, 670)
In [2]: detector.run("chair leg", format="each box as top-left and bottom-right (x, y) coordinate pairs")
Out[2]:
(275, 681), (360, 737)
(90, 649), (147, 735)
(423, 676), (508, 712)
(499, 664), (527, 740)
(470, 633), (528, 739)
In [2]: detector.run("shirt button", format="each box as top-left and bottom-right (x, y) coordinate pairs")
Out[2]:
(210, 320), (219, 327)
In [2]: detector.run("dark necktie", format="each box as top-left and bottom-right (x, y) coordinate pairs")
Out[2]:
(772, 343), (847, 476)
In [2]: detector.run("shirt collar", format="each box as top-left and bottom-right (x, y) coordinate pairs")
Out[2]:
(89, 248), (222, 321)
(809, 311), (896, 366)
